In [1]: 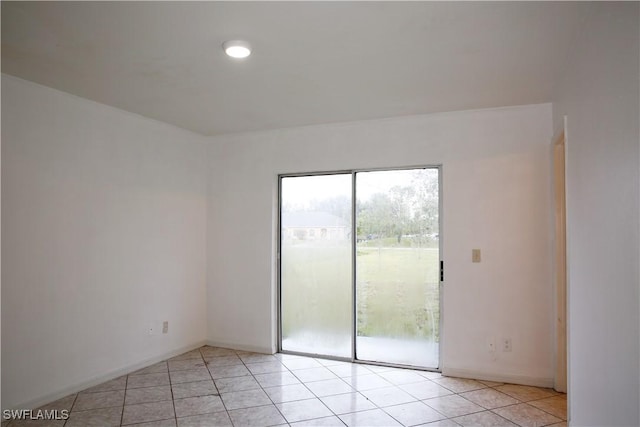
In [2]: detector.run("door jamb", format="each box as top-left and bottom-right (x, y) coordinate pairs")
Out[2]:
(552, 121), (568, 393)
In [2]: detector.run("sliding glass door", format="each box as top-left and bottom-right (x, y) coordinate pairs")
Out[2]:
(280, 174), (353, 358)
(279, 168), (440, 369)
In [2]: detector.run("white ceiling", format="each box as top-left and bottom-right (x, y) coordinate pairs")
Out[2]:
(2, 1), (589, 136)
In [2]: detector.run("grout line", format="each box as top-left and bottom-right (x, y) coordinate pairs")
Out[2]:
(119, 375), (128, 426)
(168, 352), (180, 427)
(204, 348), (237, 426)
(62, 393), (81, 427)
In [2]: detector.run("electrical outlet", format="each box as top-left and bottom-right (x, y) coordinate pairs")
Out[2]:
(147, 321), (157, 336)
(487, 337), (495, 353)
(162, 321), (169, 334)
(503, 338), (512, 352)
(472, 249), (481, 263)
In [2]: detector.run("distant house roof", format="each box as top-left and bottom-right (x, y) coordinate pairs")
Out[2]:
(282, 212), (348, 228)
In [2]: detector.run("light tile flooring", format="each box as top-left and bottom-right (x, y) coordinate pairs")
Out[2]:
(6, 346), (567, 427)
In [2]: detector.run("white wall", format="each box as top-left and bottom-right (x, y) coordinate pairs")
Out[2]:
(552, 3), (640, 426)
(207, 104), (555, 385)
(1, 75), (209, 409)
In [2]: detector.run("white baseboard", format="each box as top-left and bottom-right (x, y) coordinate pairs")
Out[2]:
(11, 341), (208, 411)
(205, 340), (273, 355)
(442, 367), (555, 389)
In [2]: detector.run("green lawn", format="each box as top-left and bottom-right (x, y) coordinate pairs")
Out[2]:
(281, 241), (440, 344)
(356, 246), (439, 340)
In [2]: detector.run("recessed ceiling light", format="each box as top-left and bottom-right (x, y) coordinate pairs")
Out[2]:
(222, 40), (251, 59)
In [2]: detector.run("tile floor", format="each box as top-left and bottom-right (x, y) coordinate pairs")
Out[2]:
(5, 346), (567, 427)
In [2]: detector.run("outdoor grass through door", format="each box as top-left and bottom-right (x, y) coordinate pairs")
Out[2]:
(279, 167), (441, 369)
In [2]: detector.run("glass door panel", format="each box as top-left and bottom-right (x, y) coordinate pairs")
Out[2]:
(355, 168), (440, 368)
(280, 174), (353, 358)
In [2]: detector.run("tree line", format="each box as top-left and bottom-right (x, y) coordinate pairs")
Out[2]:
(287, 170), (439, 244)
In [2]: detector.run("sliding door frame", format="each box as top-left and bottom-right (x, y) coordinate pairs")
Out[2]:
(277, 165), (443, 372)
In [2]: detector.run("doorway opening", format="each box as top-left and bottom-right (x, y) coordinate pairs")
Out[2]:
(278, 167), (441, 370)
